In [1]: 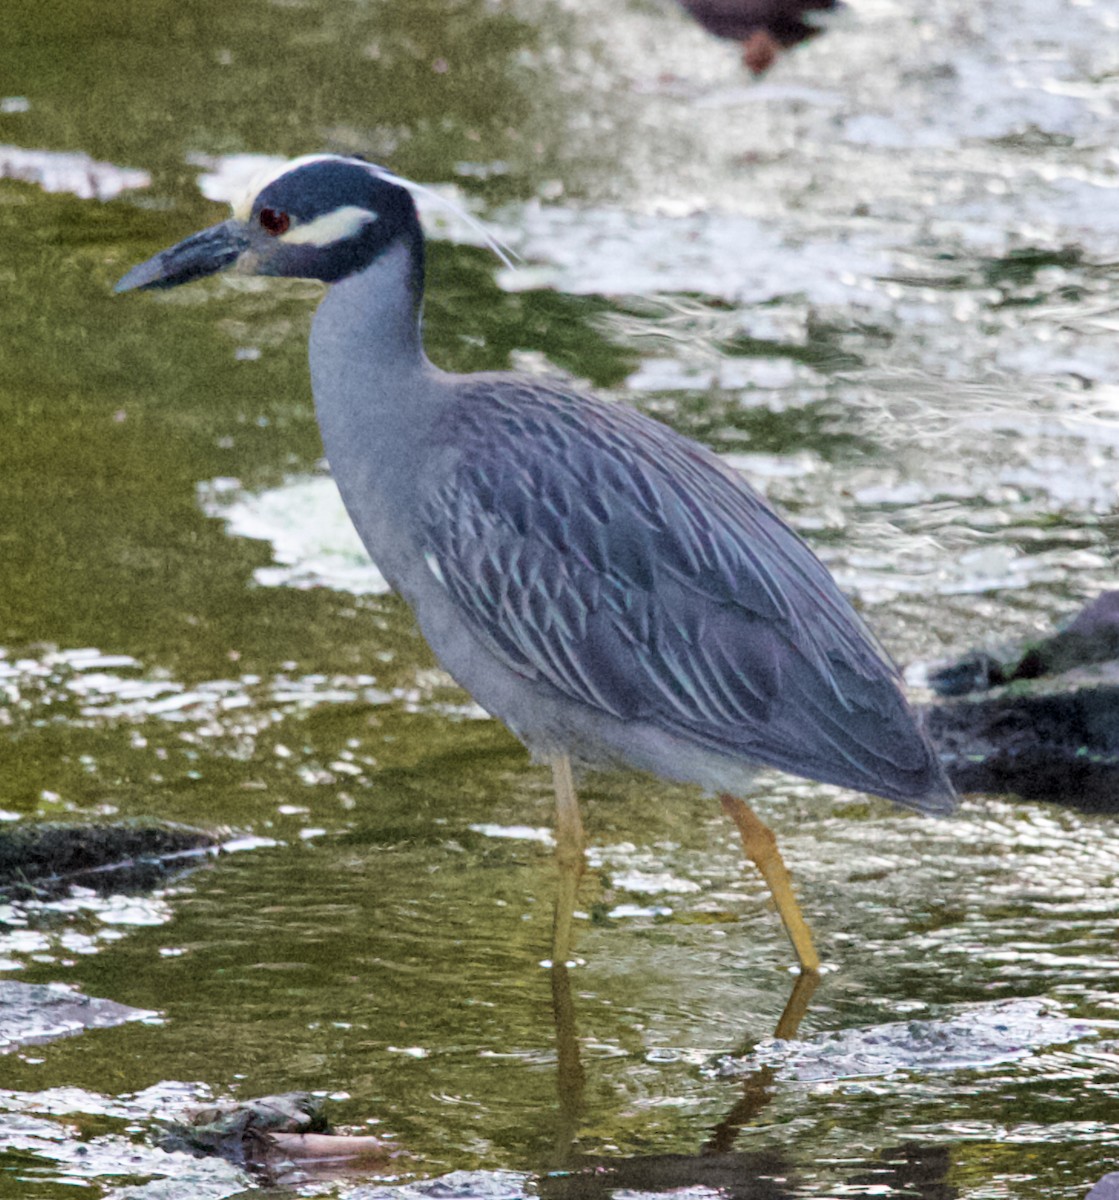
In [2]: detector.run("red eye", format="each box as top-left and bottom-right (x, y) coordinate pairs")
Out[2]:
(259, 207), (290, 236)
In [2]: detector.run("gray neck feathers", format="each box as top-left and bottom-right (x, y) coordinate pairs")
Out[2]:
(310, 236), (428, 388)
(307, 235), (442, 588)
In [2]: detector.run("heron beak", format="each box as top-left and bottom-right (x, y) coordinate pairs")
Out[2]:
(114, 219), (250, 293)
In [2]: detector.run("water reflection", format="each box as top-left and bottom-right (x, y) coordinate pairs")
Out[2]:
(702, 970), (819, 1151)
(543, 959), (1118, 1197)
(540, 1143), (957, 1200)
(545, 960), (817, 1186)
(543, 962), (966, 1199)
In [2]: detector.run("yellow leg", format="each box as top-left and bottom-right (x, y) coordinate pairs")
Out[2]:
(720, 795), (820, 974)
(551, 755), (586, 967)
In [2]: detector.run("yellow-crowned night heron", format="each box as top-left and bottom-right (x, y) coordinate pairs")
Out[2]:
(117, 154), (955, 974)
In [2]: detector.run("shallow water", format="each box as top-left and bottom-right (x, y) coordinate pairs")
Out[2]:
(2, 0), (1119, 1196)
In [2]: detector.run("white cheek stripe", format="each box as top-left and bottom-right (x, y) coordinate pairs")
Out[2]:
(280, 205), (379, 246)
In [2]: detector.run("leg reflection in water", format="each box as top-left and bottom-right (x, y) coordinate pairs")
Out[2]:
(545, 958), (817, 1197)
(550, 961), (586, 1167)
(548, 961), (819, 1166)
(544, 965), (956, 1198)
(702, 969), (820, 1155)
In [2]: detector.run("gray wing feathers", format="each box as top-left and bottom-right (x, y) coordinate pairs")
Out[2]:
(420, 378), (946, 808)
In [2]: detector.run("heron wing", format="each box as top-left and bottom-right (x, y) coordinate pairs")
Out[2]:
(419, 376), (943, 806)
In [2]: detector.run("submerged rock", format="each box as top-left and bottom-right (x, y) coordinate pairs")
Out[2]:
(161, 1092), (329, 1165)
(712, 997), (1095, 1082)
(0, 980), (157, 1052)
(351, 1171), (533, 1200)
(922, 592), (1119, 811)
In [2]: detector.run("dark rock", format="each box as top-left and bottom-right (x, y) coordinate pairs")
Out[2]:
(0, 820), (220, 899)
(675, 0), (839, 46)
(925, 651), (1007, 698)
(928, 590), (1119, 696)
(925, 667), (1119, 811)
(922, 592), (1119, 809)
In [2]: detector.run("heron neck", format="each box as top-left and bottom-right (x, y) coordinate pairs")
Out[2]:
(310, 233), (430, 398)
(307, 232), (444, 589)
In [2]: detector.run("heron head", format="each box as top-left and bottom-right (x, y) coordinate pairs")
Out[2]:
(115, 155), (419, 293)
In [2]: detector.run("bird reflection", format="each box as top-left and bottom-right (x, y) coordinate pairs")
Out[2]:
(541, 1139), (957, 1199)
(548, 959), (816, 1170)
(550, 961), (586, 1165)
(546, 964), (956, 1197)
(702, 968), (819, 1155)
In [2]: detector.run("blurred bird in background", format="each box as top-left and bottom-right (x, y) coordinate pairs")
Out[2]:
(674, 0), (843, 73)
